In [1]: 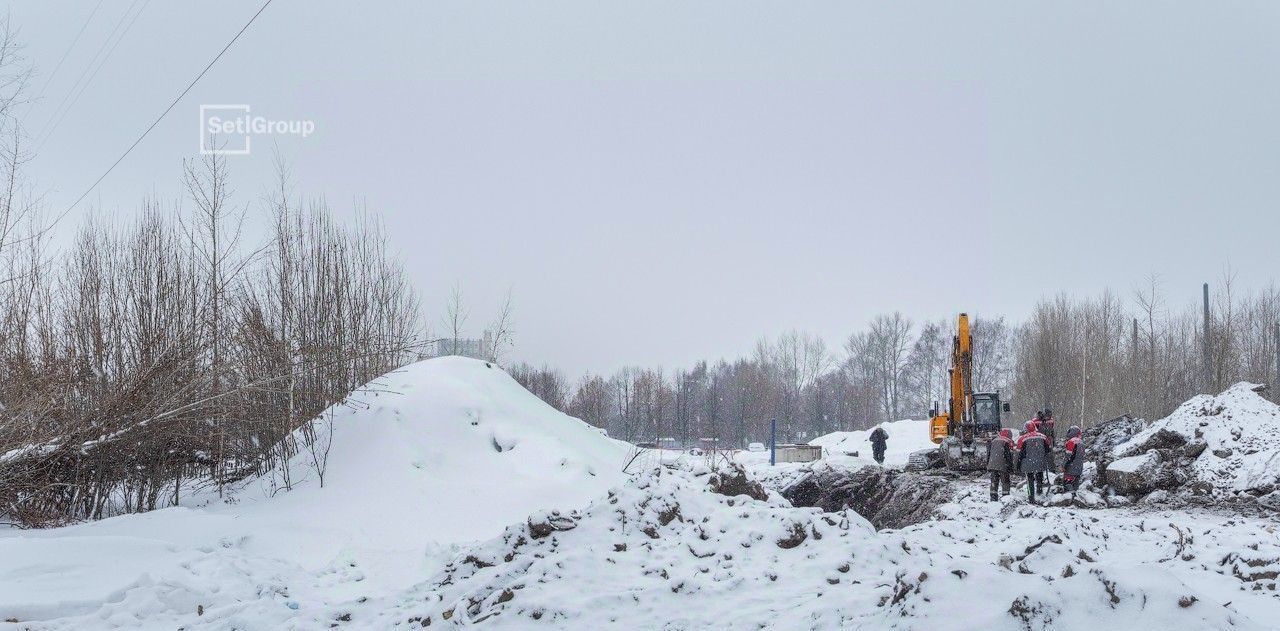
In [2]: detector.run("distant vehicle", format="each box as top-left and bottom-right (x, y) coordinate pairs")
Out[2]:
(688, 447), (705, 456)
(747, 442), (766, 452)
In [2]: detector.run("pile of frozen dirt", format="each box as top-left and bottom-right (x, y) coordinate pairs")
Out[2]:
(781, 463), (956, 529)
(1083, 414), (1148, 470)
(1106, 382), (1280, 504)
(808, 419), (934, 467)
(354, 463), (1279, 630)
(0, 357), (631, 624)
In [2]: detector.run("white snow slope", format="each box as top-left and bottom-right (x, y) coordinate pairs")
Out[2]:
(0, 357), (630, 625)
(809, 418), (934, 467)
(1115, 382), (1280, 496)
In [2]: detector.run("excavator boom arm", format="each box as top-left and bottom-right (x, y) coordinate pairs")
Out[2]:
(931, 313), (974, 444)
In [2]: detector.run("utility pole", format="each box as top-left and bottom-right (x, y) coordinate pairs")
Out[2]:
(1131, 317), (1139, 397)
(769, 418), (777, 466)
(1274, 321), (1279, 392)
(1131, 318), (1139, 362)
(1203, 283), (1212, 393)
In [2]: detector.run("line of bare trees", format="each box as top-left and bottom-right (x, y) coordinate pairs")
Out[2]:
(0, 151), (422, 526)
(0, 18), (422, 527)
(510, 278), (1280, 448)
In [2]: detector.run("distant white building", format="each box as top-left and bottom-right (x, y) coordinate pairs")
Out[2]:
(436, 331), (494, 360)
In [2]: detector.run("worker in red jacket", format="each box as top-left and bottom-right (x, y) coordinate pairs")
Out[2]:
(1016, 420), (1051, 504)
(1027, 410), (1044, 433)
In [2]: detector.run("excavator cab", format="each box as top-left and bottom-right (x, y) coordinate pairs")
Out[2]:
(971, 393), (1003, 433)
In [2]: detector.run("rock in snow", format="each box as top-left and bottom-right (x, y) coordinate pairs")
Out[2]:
(1083, 414), (1148, 474)
(1106, 451), (1173, 496)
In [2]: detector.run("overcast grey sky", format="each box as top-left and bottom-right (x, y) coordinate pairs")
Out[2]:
(13, 1), (1280, 377)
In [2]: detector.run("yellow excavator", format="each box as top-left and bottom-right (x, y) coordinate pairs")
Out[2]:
(908, 313), (1009, 471)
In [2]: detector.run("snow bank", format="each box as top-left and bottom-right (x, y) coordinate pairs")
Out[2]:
(809, 419), (934, 467)
(229, 356), (631, 548)
(1112, 382), (1280, 498)
(0, 536), (189, 621)
(0, 357), (631, 622)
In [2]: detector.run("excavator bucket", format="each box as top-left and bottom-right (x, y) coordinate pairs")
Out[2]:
(940, 436), (989, 471)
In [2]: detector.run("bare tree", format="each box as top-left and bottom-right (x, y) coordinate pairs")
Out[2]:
(487, 289), (515, 363)
(443, 284), (468, 356)
(848, 313), (913, 422)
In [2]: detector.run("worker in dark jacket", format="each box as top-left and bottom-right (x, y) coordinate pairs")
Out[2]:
(1040, 409), (1058, 471)
(1040, 408), (1057, 446)
(1061, 425), (1084, 495)
(1028, 410), (1044, 433)
(1016, 420), (1050, 504)
(869, 425), (889, 465)
(986, 428), (1015, 501)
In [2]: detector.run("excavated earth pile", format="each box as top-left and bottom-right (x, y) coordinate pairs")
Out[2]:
(1084, 414), (1148, 475)
(782, 464), (956, 529)
(1101, 383), (1280, 509)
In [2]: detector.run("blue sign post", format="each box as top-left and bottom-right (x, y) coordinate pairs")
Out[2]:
(769, 418), (777, 466)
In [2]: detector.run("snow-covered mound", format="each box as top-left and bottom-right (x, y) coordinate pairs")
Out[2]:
(362, 464), (1278, 630)
(0, 357), (631, 623)
(232, 356), (631, 547)
(809, 418), (934, 467)
(1111, 382), (1280, 499)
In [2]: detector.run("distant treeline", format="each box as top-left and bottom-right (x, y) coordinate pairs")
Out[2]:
(511, 281), (1280, 446)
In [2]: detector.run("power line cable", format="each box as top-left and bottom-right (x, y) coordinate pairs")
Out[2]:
(31, 0), (142, 145)
(59, 0), (276, 222)
(26, 0), (106, 112)
(35, 0), (152, 153)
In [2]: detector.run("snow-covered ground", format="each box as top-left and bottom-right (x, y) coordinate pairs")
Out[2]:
(367, 463), (1280, 629)
(0, 357), (630, 627)
(4, 364), (1280, 629)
